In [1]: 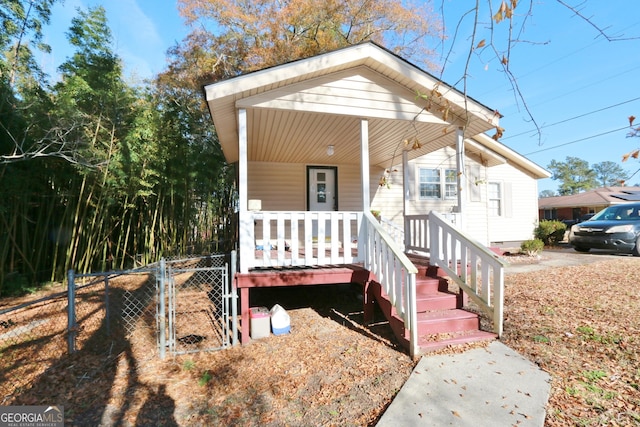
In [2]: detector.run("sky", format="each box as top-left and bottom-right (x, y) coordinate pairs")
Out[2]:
(42, 0), (188, 81)
(40, 0), (640, 194)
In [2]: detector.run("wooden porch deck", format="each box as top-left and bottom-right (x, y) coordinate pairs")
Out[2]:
(235, 251), (498, 354)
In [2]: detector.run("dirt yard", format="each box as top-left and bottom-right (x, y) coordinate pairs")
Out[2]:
(2, 253), (639, 426)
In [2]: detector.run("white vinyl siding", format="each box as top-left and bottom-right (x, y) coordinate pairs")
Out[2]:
(248, 162), (306, 211)
(247, 161), (363, 212)
(371, 146), (542, 248)
(485, 164), (539, 245)
(238, 68), (445, 124)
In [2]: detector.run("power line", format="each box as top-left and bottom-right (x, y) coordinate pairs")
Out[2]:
(527, 64), (640, 110)
(503, 96), (640, 140)
(524, 126), (630, 155)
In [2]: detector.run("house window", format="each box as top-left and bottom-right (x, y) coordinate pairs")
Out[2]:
(444, 169), (457, 198)
(419, 168), (457, 200)
(488, 182), (502, 216)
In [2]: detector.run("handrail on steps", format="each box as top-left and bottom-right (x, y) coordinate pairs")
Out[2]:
(362, 211), (419, 358)
(428, 210), (507, 337)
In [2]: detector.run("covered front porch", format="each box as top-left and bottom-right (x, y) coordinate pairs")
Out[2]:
(233, 208), (506, 357)
(203, 42), (507, 356)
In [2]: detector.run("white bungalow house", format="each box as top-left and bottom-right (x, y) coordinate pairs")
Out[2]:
(203, 42), (549, 356)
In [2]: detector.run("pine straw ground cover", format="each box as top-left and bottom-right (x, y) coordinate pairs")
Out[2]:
(500, 256), (640, 426)
(2, 255), (640, 426)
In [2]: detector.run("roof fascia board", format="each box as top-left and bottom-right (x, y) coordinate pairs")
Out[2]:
(473, 133), (550, 178)
(464, 138), (507, 166)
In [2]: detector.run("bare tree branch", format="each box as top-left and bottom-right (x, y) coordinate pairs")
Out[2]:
(556, 0), (640, 41)
(0, 116), (101, 167)
(434, 0), (639, 147)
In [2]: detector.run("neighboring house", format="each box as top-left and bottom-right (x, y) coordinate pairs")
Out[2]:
(539, 186), (640, 222)
(202, 42), (549, 355)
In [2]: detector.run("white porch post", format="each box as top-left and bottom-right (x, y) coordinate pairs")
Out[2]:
(402, 150), (410, 249)
(238, 108), (253, 273)
(360, 118), (370, 210)
(455, 127), (465, 229)
(359, 118), (370, 262)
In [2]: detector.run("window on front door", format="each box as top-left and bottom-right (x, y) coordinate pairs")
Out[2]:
(419, 168), (457, 200)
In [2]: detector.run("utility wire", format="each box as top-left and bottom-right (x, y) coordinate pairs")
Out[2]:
(524, 126), (630, 155)
(503, 96), (640, 140)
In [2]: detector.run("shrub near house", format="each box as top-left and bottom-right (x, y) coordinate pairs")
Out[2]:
(535, 220), (567, 246)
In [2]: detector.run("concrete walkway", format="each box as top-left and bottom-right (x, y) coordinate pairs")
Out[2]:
(505, 245), (625, 274)
(376, 341), (551, 427)
(376, 247), (620, 427)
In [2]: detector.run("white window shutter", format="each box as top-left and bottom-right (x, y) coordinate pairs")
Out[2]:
(468, 165), (482, 202)
(504, 182), (513, 218)
(407, 162), (416, 200)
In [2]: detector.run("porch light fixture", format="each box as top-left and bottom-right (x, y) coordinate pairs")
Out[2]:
(327, 145), (335, 156)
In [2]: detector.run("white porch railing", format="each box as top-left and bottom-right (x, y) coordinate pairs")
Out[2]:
(428, 211), (506, 336)
(404, 213), (462, 255)
(404, 214), (430, 254)
(363, 211), (419, 357)
(379, 216), (405, 250)
(242, 211), (364, 270)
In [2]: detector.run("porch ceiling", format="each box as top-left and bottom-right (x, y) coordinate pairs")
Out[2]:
(245, 109), (491, 168)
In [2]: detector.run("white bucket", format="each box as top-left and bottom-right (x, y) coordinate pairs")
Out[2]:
(270, 304), (290, 335)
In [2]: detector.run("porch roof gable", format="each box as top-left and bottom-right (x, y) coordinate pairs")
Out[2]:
(203, 42), (501, 167)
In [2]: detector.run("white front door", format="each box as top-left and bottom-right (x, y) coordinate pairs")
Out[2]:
(308, 167), (337, 211)
(308, 167), (337, 240)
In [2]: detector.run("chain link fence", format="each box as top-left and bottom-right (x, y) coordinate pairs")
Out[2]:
(70, 268), (159, 357)
(166, 255), (235, 356)
(0, 288), (70, 403)
(0, 253), (236, 402)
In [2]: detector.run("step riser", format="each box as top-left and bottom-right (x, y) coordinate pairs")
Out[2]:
(415, 264), (441, 278)
(416, 296), (458, 312)
(416, 317), (479, 335)
(415, 278), (449, 294)
(373, 287), (459, 313)
(389, 312), (480, 340)
(416, 264), (471, 279)
(418, 332), (498, 353)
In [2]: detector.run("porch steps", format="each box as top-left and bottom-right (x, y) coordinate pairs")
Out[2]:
(370, 258), (497, 355)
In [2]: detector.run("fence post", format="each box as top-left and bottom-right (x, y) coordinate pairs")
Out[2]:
(67, 270), (77, 354)
(104, 276), (110, 336)
(158, 258), (166, 359)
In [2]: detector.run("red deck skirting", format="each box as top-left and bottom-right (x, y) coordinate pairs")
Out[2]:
(235, 265), (373, 344)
